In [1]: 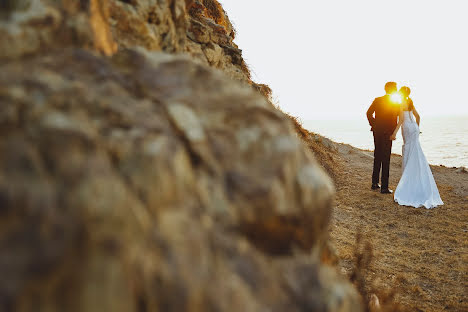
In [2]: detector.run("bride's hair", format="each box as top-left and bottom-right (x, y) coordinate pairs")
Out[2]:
(400, 86), (414, 111)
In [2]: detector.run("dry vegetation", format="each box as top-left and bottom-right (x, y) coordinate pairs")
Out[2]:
(188, 0), (235, 38)
(201, 0), (223, 24)
(293, 119), (468, 311)
(252, 83), (273, 102)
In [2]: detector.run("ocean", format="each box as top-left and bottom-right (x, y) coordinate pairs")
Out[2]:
(303, 116), (468, 168)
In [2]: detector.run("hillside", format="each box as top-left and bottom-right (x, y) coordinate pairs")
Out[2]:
(301, 130), (468, 311)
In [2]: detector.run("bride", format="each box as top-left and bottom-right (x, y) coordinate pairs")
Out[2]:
(390, 86), (443, 209)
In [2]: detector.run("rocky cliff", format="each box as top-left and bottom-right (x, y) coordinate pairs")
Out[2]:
(0, 1), (362, 311)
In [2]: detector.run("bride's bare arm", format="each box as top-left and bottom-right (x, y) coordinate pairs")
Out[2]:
(413, 107), (421, 126)
(390, 107), (404, 140)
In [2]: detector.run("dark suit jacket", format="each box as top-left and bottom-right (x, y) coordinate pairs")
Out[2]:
(367, 94), (399, 135)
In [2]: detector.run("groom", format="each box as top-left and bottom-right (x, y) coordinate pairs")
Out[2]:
(366, 82), (399, 194)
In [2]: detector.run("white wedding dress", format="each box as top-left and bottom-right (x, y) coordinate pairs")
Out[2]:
(394, 111), (443, 209)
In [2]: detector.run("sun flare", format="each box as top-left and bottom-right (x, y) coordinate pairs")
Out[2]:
(390, 92), (403, 104)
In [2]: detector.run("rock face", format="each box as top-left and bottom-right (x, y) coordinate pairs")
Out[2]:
(0, 1), (362, 311)
(0, 0), (250, 82)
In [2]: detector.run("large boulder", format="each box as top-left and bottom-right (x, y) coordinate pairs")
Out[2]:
(0, 0), (363, 311)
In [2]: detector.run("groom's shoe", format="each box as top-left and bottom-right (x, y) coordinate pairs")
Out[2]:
(371, 183), (380, 190)
(380, 188), (393, 194)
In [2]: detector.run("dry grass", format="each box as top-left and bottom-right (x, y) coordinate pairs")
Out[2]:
(350, 232), (404, 312)
(288, 117), (467, 311)
(252, 83), (272, 102)
(321, 138), (468, 311)
(188, 0), (234, 37)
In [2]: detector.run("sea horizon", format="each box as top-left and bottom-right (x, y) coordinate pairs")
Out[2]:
(303, 115), (468, 168)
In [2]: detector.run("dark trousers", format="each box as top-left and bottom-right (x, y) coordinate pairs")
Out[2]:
(372, 132), (392, 189)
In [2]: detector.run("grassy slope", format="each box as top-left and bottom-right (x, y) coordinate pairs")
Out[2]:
(299, 122), (468, 312)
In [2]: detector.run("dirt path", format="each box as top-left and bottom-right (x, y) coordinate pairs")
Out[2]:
(325, 140), (468, 311)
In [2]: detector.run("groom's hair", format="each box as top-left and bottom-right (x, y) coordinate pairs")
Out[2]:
(384, 81), (397, 94)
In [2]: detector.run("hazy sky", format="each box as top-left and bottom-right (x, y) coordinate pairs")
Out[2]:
(219, 0), (468, 120)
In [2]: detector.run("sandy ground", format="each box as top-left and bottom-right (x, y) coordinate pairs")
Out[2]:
(323, 139), (468, 312)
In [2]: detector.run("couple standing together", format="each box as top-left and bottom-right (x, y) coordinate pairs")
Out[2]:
(366, 82), (443, 209)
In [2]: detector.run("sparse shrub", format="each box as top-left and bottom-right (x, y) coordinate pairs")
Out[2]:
(350, 232), (406, 312)
(287, 114), (309, 140)
(252, 83), (273, 102)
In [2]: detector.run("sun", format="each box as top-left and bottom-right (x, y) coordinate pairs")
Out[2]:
(390, 92), (403, 104)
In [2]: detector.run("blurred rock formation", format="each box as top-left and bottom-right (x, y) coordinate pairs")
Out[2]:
(0, 0), (362, 311)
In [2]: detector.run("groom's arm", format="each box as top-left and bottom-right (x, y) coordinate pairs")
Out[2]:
(366, 99), (377, 129)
